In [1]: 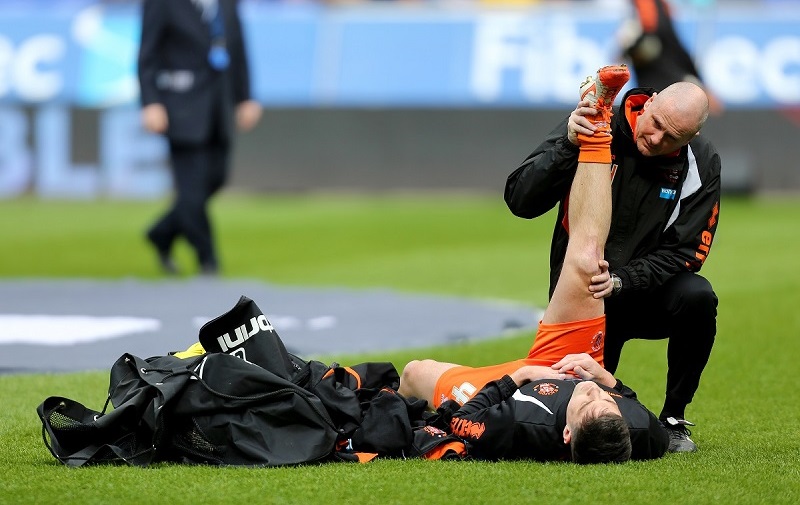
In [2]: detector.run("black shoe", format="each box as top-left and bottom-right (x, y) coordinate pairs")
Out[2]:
(199, 261), (219, 277)
(662, 417), (698, 453)
(156, 252), (180, 276)
(146, 232), (179, 276)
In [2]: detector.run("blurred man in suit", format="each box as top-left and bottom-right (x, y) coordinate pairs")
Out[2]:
(138, 0), (262, 276)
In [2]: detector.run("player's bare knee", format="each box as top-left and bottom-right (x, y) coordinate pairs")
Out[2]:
(399, 360), (424, 393)
(566, 239), (604, 278)
(400, 359), (418, 380)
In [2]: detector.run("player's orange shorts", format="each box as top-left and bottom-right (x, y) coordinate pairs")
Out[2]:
(432, 315), (605, 408)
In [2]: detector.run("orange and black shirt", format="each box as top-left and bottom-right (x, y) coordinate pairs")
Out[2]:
(438, 376), (669, 461)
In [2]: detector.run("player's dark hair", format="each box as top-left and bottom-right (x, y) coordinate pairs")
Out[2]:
(570, 413), (632, 464)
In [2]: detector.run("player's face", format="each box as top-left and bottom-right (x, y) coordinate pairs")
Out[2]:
(635, 96), (694, 157)
(565, 380), (621, 426)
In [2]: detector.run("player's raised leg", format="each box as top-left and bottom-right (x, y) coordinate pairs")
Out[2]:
(541, 65), (629, 325)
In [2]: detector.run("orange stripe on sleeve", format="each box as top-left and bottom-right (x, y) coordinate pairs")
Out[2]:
(635, 0), (659, 33)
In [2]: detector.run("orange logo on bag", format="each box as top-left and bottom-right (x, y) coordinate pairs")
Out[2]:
(591, 331), (604, 352)
(450, 417), (486, 440)
(422, 425), (446, 437)
(533, 382), (559, 396)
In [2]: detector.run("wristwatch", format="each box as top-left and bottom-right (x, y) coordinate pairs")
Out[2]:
(611, 273), (623, 296)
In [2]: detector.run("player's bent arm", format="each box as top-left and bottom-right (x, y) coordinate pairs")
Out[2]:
(551, 353), (616, 387)
(440, 376), (520, 459)
(509, 366), (567, 386)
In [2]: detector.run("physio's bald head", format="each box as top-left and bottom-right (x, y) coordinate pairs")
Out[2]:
(653, 82), (710, 136)
(634, 81), (710, 156)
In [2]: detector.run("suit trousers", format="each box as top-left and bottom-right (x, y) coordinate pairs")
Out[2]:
(603, 272), (718, 420)
(148, 133), (230, 267)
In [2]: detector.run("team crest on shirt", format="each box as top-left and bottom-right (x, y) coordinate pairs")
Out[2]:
(533, 382), (558, 396)
(591, 331), (604, 352)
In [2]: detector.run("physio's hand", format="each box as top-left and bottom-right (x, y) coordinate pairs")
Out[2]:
(141, 103), (168, 134)
(567, 98), (601, 146)
(589, 259), (613, 299)
(551, 353), (616, 388)
(236, 100), (263, 132)
(510, 366), (567, 387)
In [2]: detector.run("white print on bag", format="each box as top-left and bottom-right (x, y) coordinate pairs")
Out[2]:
(216, 315), (275, 352)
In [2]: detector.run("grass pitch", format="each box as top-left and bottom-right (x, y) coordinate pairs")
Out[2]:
(0, 193), (798, 504)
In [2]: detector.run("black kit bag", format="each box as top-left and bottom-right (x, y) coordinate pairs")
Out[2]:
(38, 352), (340, 467)
(196, 295), (428, 457)
(166, 352), (339, 466)
(37, 353), (197, 467)
(37, 324), (338, 466)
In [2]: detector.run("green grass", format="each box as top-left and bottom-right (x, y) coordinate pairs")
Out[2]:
(1, 193), (799, 504)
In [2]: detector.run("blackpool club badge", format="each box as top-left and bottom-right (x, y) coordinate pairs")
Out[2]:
(533, 382), (559, 396)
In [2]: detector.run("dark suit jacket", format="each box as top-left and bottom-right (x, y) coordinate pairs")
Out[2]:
(138, 0), (252, 144)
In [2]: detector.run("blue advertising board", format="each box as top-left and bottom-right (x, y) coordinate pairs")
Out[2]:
(0, 1), (797, 109)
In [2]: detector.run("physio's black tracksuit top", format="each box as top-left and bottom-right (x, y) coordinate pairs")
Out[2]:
(440, 376), (669, 461)
(504, 88), (721, 298)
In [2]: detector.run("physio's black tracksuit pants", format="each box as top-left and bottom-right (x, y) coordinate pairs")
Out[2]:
(603, 272), (718, 421)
